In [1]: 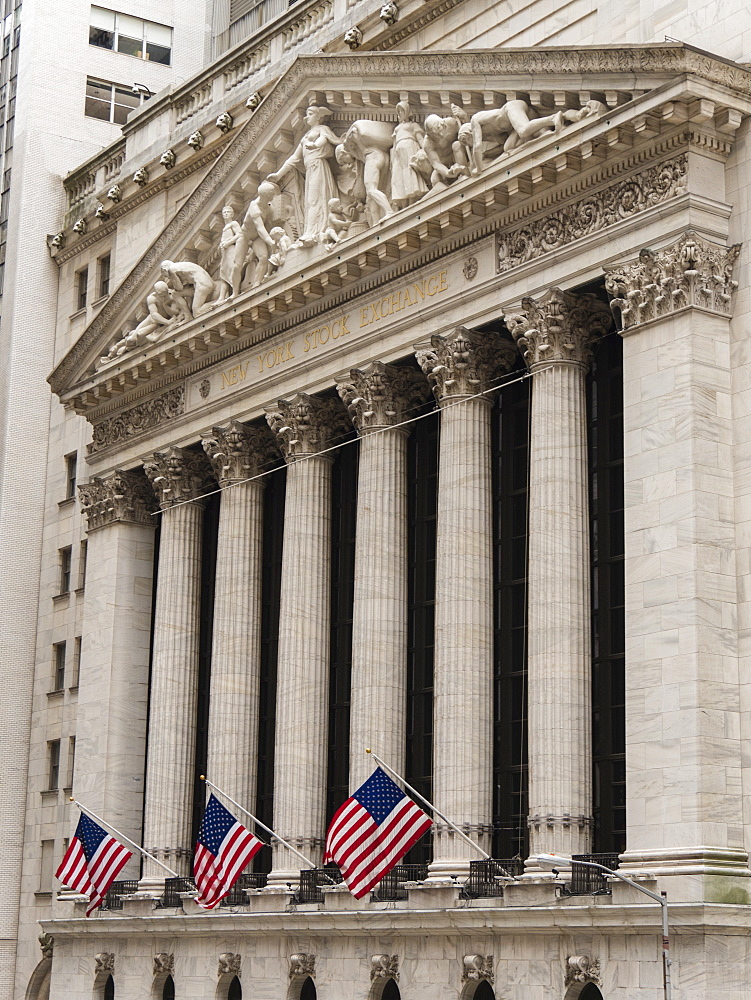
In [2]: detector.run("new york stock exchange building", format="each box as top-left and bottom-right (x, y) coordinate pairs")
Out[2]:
(20, 16), (751, 1000)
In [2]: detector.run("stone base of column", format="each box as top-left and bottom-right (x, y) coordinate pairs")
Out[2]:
(425, 859), (471, 882)
(137, 876), (166, 894)
(619, 846), (750, 878)
(265, 868), (303, 887)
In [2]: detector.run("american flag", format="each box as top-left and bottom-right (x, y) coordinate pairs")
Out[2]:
(55, 812), (133, 916)
(324, 767), (432, 898)
(193, 794), (263, 909)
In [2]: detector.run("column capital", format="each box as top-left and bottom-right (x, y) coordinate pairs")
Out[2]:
(202, 420), (278, 485)
(143, 446), (215, 509)
(506, 287), (612, 370)
(604, 230), (740, 332)
(265, 393), (348, 462)
(78, 469), (157, 531)
(336, 362), (429, 434)
(415, 327), (517, 403)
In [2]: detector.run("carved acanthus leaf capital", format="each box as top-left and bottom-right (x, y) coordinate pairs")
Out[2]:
(143, 447), (214, 508)
(202, 421), (278, 484)
(505, 287), (612, 369)
(415, 327), (517, 402)
(265, 394), (348, 462)
(289, 953), (315, 979)
(79, 470), (157, 530)
(336, 362), (429, 433)
(604, 231), (740, 331)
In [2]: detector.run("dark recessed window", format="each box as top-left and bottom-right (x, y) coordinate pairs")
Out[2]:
(53, 642), (66, 691)
(47, 740), (60, 790)
(76, 267), (88, 311)
(98, 253), (111, 298)
(65, 452), (77, 499)
(59, 546), (72, 594)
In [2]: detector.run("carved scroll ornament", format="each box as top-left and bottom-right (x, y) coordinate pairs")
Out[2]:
(416, 326), (518, 401)
(505, 287), (612, 369)
(336, 361), (428, 433)
(79, 470), (157, 530)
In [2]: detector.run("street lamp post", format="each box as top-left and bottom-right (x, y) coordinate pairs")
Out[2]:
(534, 853), (672, 1000)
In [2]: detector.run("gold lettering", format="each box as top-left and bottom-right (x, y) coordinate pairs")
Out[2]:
(284, 340), (294, 360)
(318, 324), (330, 345)
(256, 355), (265, 373)
(340, 314), (350, 335)
(391, 292), (401, 313)
(427, 274), (439, 296)
(439, 269), (448, 292)
(413, 280), (426, 301)
(403, 288), (414, 308)
(360, 307), (369, 328)
(381, 297), (391, 317)
(370, 302), (381, 323)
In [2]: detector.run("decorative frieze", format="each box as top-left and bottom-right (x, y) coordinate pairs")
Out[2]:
(218, 953), (241, 977)
(497, 154), (687, 273)
(416, 327), (517, 401)
(90, 386), (185, 454)
(604, 230), (740, 330)
(143, 446), (214, 508)
(265, 393), (348, 461)
(336, 362), (428, 433)
(202, 420), (278, 484)
(565, 956), (602, 987)
(79, 470), (157, 530)
(371, 955), (399, 981)
(154, 953), (174, 976)
(94, 953), (115, 976)
(506, 287), (612, 369)
(462, 955), (494, 983)
(289, 954), (316, 978)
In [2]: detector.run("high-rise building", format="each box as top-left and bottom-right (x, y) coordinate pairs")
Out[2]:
(3, 0), (751, 998)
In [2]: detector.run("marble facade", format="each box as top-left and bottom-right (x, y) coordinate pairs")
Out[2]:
(10, 6), (751, 1000)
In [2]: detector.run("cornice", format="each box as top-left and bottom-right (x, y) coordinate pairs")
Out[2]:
(48, 44), (751, 398)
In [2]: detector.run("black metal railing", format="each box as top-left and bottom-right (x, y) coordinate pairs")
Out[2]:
(460, 858), (525, 898)
(293, 866), (343, 903)
(567, 853), (620, 895)
(160, 877), (196, 907)
(102, 879), (139, 910)
(370, 863), (429, 901)
(219, 872), (268, 906)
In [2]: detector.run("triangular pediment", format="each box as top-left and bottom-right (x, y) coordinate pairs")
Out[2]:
(50, 44), (751, 412)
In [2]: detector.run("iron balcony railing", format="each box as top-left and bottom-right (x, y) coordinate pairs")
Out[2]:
(460, 859), (525, 898)
(102, 879), (139, 910)
(567, 853), (621, 895)
(370, 863), (429, 901)
(160, 876), (196, 907)
(219, 872), (268, 905)
(293, 866), (343, 903)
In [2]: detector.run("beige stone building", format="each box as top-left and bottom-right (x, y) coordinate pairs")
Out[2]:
(5, 0), (751, 997)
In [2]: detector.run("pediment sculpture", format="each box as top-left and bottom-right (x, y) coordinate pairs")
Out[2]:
(95, 90), (608, 371)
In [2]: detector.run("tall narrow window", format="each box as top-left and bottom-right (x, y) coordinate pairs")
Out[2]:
(64, 452), (77, 499)
(78, 540), (88, 591)
(59, 547), (72, 594)
(66, 736), (76, 789)
(98, 253), (111, 298)
(47, 740), (61, 790)
(76, 266), (88, 311)
(53, 641), (66, 691)
(71, 636), (82, 688)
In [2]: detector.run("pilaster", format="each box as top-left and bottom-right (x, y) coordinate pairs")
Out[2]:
(603, 232), (748, 885)
(76, 471), (157, 879)
(506, 287), (611, 863)
(336, 362), (429, 790)
(264, 394), (348, 880)
(201, 421), (278, 817)
(141, 447), (214, 881)
(416, 328), (517, 876)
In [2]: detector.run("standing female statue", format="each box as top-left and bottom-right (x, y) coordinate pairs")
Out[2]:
(390, 101), (427, 208)
(267, 105), (340, 245)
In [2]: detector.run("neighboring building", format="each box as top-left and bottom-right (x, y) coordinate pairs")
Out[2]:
(4, 0), (751, 999)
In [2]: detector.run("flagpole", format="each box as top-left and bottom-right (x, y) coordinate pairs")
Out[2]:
(365, 749), (491, 861)
(199, 776), (318, 871)
(71, 798), (181, 879)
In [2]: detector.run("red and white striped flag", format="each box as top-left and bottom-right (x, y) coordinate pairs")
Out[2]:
(193, 794), (263, 909)
(324, 767), (432, 898)
(55, 812), (132, 916)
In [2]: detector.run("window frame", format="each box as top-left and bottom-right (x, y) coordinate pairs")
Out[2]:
(58, 546), (72, 595)
(76, 266), (88, 311)
(65, 451), (77, 500)
(98, 252), (111, 298)
(89, 6), (172, 65)
(84, 77), (145, 125)
(53, 641), (66, 692)
(47, 740), (61, 791)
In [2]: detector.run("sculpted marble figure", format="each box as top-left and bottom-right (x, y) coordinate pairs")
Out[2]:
(267, 105), (341, 245)
(160, 259), (216, 317)
(334, 144), (366, 217)
(98, 280), (181, 366)
(239, 180), (282, 287)
(390, 101), (427, 208)
(342, 119), (394, 224)
(416, 111), (468, 190)
(268, 226), (293, 268)
(323, 198), (352, 247)
(217, 205), (244, 299)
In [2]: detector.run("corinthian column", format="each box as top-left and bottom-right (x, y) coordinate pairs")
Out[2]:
(416, 328), (517, 876)
(506, 288), (611, 862)
(141, 447), (214, 882)
(265, 393), (347, 881)
(202, 421), (278, 815)
(337, 363), (429, 790)
(76, 471), (157, 879)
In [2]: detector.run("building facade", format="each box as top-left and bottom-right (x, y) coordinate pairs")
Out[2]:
(6, 0), (751, 998)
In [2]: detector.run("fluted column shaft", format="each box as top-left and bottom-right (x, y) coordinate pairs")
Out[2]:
(141, 447), (214, 882)
(507, 288), (611, 861)
(417, 330), (516, 876)
(203, 422), (276, 815)
(266, 394), (345, 880)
